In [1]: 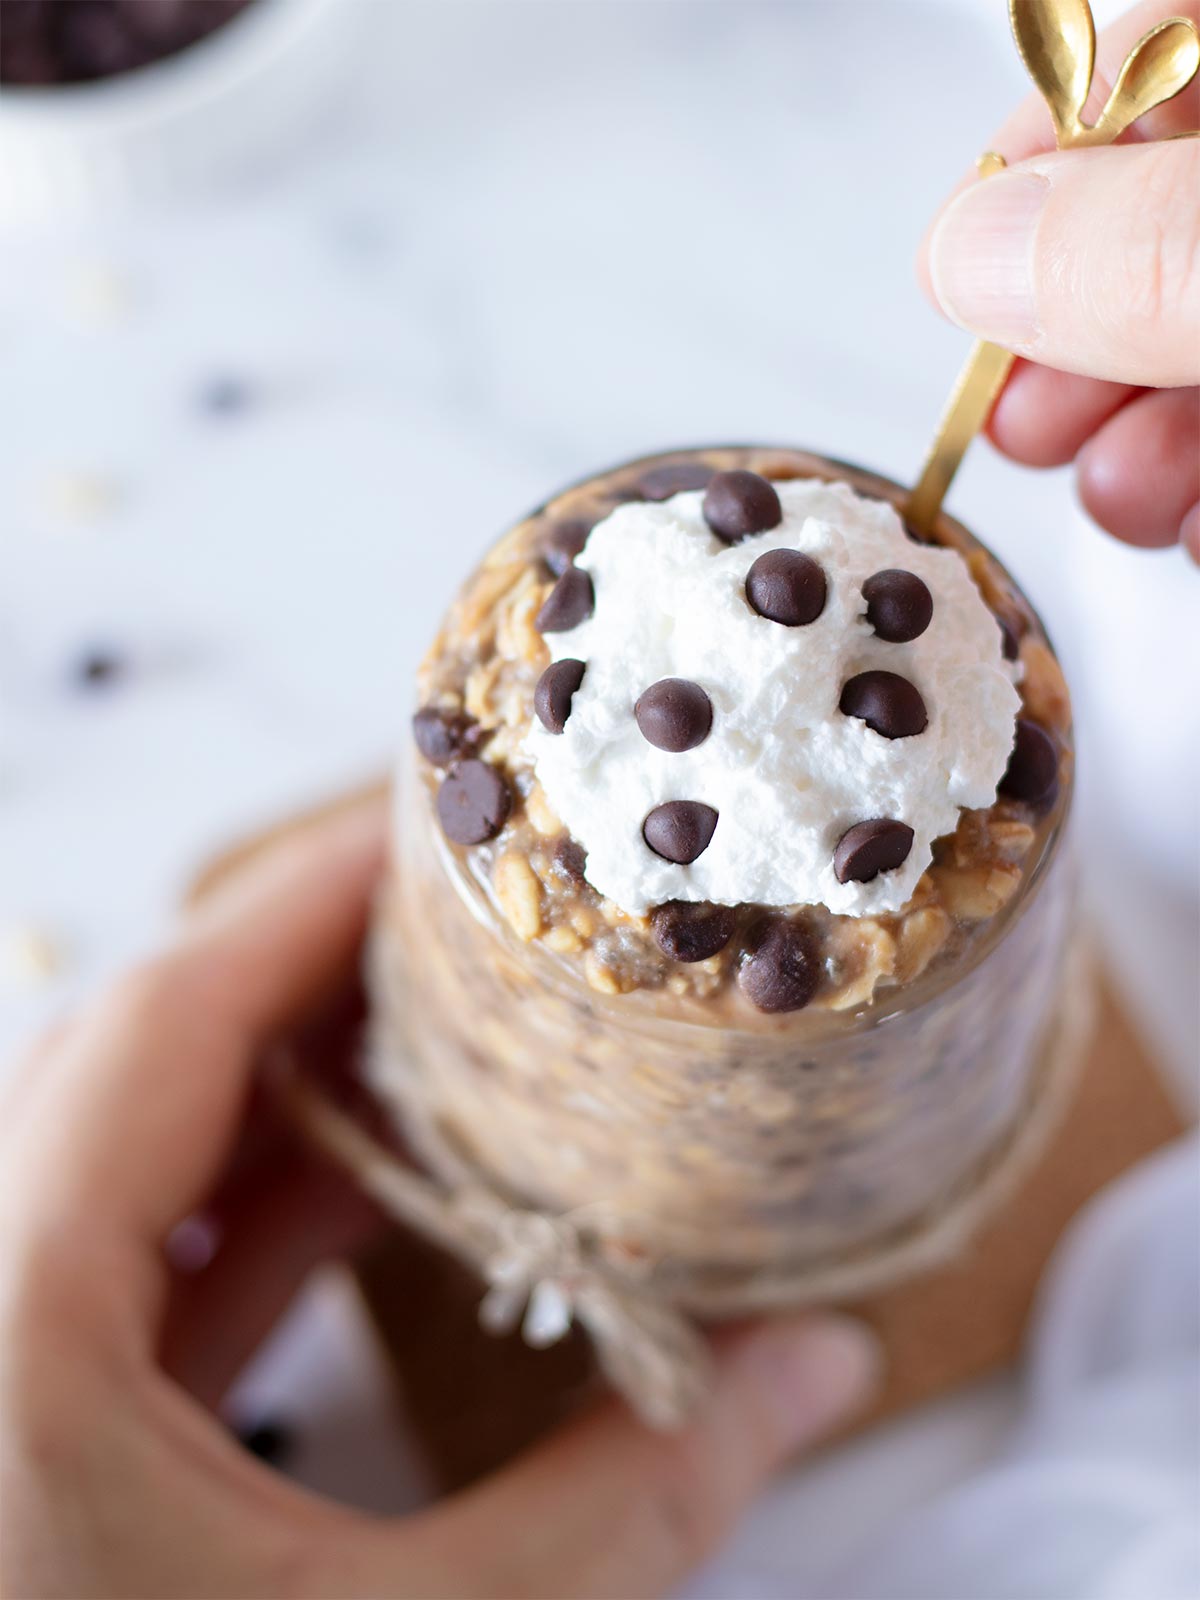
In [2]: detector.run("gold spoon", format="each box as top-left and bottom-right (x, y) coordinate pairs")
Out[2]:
(905, 0), (1199, 538)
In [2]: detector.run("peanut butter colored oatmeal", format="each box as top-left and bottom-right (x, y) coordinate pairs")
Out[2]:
(371, 446), (1075, 1290)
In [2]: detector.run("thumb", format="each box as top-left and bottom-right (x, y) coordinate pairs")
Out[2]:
(927, 140), (1200, 387)
(386, 1313), (880, 1600)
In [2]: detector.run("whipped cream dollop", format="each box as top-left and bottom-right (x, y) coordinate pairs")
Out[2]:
(527, 478), (1021, 918)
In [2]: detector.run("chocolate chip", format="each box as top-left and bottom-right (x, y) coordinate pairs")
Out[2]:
(636, 462), (716, 501)
(834, 819), (915, 884)
(543, 519), (592, 576)
(552, 835), (587, 885)
(651, 901), (736, 963)
(839, 670), (928, 739)
(738, 918), (820, 1013)
(634, 678), (713, 752)
(745, 549), (826, 626)
(997, 614), (1021, 662)
(643, 801), (718, 864)
(998, 718), (1059, 809)
(1, 0), (254, 86)
(536, 567), (594, 633)
(534, 659), (585, 734)
(437, 759), (512, 845)
(862, 569), (933, 642)
(702, 470), (782, 544)
(412, 705), (478, 766)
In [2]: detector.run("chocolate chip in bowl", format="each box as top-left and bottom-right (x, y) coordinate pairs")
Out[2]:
(0, 0), (258, 86)
(0, 0), (361, 227)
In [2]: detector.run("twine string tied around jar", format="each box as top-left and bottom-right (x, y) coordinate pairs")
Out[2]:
(276, 1061), (712, 1430)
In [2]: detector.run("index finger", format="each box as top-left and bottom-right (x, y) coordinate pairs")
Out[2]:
(917, 0), (1200, 298)
(5, 796), (387, 1253)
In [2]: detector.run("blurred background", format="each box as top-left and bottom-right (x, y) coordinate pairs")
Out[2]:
(1, 0), (1196, 1592)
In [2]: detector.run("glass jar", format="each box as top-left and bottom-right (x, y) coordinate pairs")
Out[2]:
(370, 446), (1076, 1308)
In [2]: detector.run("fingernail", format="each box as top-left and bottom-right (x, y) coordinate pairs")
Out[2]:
(929, 170), (1048, 348)
(745, 1313), (883, 1443)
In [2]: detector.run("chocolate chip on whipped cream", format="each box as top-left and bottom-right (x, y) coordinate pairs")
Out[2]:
(745, 549), (826, 626)
(526, 474), (1023, 920)
(862, 569), (933, 642)
(834, 819), (915, 884)
(999, 718), (1059, 810)
(535, 659), (586, 735)
(703, 470), (782, 544)
(643, 801), (719, 864)
(635, 678), (713, 753)
(536, 567), (594, 633)
(839, 670), (928, 740)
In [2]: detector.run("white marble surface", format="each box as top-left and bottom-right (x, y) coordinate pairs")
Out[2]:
(2, 0), (1196, 1588)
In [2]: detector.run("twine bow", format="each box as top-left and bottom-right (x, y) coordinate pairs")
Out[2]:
(278, 1064), (711, 1430)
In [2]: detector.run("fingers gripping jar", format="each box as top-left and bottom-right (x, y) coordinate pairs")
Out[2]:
(369, 446), (1076, 1320)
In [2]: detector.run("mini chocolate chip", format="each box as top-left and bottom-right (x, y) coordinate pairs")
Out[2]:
(862, 569), (933, 642)
(834, 818), (915, 884)
(536, 567), (594, 633)
(437, 759), (512, 845)
(643, 801), (718, 864)
(412, 705), (477, 766)
(552, 835), (587, 885)
(999, 718), (1059, 808)
(745, 549), (826, 626)
(636, 461), (716, 501)
(651, 901), (736, 962)
(702, 470), (782, 544)
(534, 659), (586, 734)
(839, 670), (928, 739)
(634, 678), (713, 752)
(236, 1420), (295, 1467)
(738, 918), (820, 1013)
(543, 519), (592, 576)
(74, 648), (126, 688)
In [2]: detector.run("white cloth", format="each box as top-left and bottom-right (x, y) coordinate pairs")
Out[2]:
(688, 1136), (1200, 1600)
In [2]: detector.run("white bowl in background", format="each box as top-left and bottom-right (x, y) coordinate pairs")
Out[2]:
(0, 0), (364, 227)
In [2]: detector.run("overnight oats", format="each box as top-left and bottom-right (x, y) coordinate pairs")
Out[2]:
(371, 446), (1075, 1308)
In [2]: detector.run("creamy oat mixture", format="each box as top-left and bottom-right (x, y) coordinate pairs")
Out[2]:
(411, 447), (1072, 1016)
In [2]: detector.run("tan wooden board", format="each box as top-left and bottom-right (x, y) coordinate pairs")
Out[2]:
(192, 787), (1185, 1491)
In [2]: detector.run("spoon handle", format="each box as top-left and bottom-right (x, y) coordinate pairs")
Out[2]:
(905, 339), (1015, 539)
